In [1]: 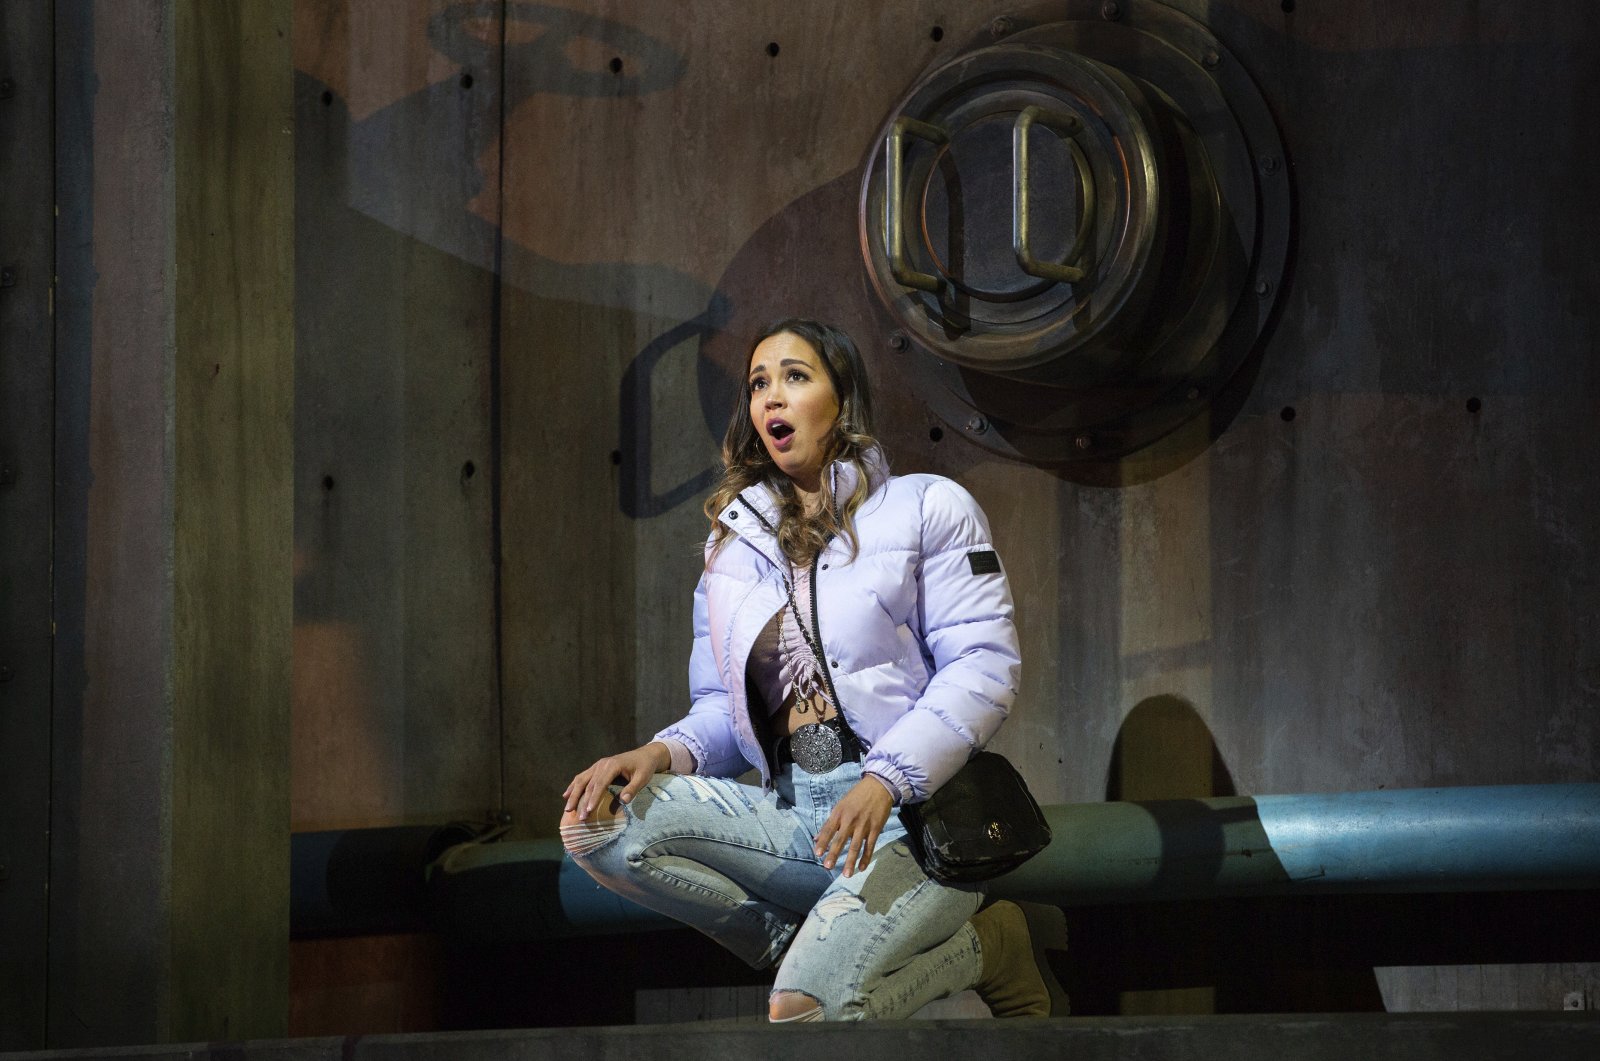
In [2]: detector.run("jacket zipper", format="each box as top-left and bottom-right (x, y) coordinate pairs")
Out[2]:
(812, 476), (848, 726)
(733, 495), (782, 787)
(810, 549), (867, 768)
(809, 551), (845, 716)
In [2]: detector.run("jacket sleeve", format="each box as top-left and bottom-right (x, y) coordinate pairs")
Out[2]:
(861, 479), (1020, 802)
(652, 571), (752, 777)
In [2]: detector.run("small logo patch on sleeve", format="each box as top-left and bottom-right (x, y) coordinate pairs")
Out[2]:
(966, 550), (1001, 575)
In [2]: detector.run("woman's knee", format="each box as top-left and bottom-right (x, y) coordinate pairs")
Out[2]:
(768, 989), (825, 1023)
(559, 790), (627, 856)
(558, 773), (710, 860)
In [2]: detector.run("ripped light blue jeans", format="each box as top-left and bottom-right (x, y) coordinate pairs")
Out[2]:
(564, 761), (985, 1020)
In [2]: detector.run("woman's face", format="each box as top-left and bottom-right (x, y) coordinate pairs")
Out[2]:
(748, 331), (841, 490)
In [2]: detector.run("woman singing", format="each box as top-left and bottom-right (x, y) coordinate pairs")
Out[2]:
(559, 318), (1066, 1021)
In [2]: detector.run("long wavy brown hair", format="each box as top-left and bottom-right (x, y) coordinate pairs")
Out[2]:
(705, 318), (883, 567)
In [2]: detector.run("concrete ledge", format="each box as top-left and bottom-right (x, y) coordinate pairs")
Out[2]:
(6, 1013), (1600, 1061)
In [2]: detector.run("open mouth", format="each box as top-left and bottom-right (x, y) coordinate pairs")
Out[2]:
(767, 420), (794, 444)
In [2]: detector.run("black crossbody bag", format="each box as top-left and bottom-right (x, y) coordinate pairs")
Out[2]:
(899, 751), (1052, 883)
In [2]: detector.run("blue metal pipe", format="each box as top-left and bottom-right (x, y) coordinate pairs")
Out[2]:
(996, 783), (1600, 905)
(426, 783), (1600, 940)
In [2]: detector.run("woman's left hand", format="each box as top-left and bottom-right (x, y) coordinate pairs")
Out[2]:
(815, 777), (895, 877)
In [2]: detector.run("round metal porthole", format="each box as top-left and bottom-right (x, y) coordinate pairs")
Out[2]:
(859, 0), (1290, 464)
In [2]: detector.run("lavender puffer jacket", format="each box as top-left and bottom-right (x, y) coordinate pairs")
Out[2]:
(654, 451), (1021, 803)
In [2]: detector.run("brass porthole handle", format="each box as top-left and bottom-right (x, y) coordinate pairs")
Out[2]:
(884, 116), (950, 294)
(1013, 104), (1096, 285)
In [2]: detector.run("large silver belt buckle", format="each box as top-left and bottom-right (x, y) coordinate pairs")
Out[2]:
(789, 719), (844, 774)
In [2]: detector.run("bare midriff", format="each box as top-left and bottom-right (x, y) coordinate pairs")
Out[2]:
(772, 690), (836, 738)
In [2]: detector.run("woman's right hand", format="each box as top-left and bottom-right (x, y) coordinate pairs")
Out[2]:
(563, 742), (671, 820)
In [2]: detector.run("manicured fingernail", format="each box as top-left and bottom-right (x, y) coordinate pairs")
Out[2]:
(621, 793), (631, 803)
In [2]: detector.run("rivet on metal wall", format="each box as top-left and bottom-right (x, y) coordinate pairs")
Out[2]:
(888, 331), (909, 351)
(322, 474), (335, 491)
(1254, 278), (1272, 297)
(609, 450), (622, 466)
(320, 90), (333, 107)
(967, 415), (990, 435)
(1467, 397), (1482, 413)
(462, 460), (476, 480)
(609, 57), (623, 74)
(1100, 2), (1122, 21)
(929, 427), (944, 443)
(930, 26), (945, 42)
(1280, 406), (1297, 422)
(989, 16), (1015, 39)
(1074, 434), (1093, 451)
(1260, 154), (1281, 174)
(460, 72), (474, 90)
(766, 42), (781, 58)
(1202, 49), (1222, 68)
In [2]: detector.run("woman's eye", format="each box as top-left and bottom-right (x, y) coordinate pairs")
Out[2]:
(787, 370), (808, 382)
(750, 378), (766, 390)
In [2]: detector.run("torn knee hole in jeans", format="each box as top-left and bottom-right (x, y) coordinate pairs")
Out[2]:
(769, 989), (824, 1023)
(560, 813), (626, 856)
(811, 893), (864, 941)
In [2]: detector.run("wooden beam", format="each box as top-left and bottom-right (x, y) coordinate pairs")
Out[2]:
(50, 0), (294, 1046)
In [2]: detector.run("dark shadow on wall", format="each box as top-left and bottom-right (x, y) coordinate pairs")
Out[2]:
(1106, 694), (1239, 805)
(618, 297), (731, 519)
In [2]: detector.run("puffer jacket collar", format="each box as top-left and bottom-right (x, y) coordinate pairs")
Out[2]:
(713, 447), (891, 566)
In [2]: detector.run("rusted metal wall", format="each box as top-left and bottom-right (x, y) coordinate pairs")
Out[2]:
(291, 0), (500, 833)
(289, 0), (1597, 1018)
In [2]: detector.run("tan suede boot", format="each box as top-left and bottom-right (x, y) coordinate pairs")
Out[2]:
(970, 900), (1070, 1018)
